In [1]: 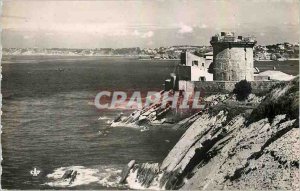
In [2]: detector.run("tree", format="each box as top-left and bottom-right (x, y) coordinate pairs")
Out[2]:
(233, 80), (252, 101)
(208, 62), (214, 74)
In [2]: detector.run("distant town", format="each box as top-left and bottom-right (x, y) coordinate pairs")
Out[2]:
(3, 42), (299, 61)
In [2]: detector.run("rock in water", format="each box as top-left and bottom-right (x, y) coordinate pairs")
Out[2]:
(69, 170), (77, 185)
(134, 163), (160, 188)
(61, 170), (73, 180)
(113, 112), (123, 123)
(119, 160), (135, 183)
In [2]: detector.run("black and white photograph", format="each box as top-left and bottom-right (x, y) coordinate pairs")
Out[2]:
(1, 0), (299, 190)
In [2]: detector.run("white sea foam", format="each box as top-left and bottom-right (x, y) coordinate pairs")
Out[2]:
(140, 126), (150, 132)
(97, 116), (114, 124)
(98, 168), (122, 187)
(98, 116), (111, 120)
(45, 165), (124, 188)
(126, 169), (163, 190)
(87, 101), (95, 106)
(110, 121), (140, 128)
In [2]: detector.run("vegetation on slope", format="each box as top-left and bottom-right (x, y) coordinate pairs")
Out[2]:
(122, 77), (299, 190)
(248, 76), (299, 124)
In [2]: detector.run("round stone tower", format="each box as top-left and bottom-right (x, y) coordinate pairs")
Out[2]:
(210, 32), (257, 81)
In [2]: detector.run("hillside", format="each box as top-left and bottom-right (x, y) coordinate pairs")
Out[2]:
(122, 77), (299, 190)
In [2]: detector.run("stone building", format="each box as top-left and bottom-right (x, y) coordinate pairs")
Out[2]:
(210, 32), (257, 81)
(178, 51), (213, 81)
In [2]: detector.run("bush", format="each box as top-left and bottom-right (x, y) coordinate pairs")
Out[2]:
(233, 80), (252, 101)
(248, 76), (299, 124)
(208, 62), (214, 74)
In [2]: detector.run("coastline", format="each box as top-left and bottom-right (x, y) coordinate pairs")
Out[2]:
(2, 54), (180, 61)
(120, 77), (299, 190)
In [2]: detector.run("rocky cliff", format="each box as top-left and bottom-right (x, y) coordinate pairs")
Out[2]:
(122, 77), (299, 190)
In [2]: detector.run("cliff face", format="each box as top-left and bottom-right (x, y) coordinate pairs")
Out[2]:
(124, 77), (299, 190)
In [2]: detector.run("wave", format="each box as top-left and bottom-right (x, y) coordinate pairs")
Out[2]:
(98, 116), (114, 125)
(126, 169), (162, 190)
(110, 121), (140, 128)
(44, 165), (125, 188)
(98, 116), (112, 120)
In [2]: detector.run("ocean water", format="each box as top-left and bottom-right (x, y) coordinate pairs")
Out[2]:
(254, 60), (299, 76)
(2, 56), (298, 189)
(1, 56), (184, 189)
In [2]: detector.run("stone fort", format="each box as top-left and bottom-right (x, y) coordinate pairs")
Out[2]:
(210, 32), (256, 81)
(165, 32), (283, 93)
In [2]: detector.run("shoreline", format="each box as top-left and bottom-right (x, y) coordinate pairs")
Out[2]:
(120, 77), (299, 190)
(2, 54), (180, 61)
(3, 54), (298, 60)
(2, 54), (141, 57)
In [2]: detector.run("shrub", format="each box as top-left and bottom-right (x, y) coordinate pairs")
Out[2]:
(233, 80), (252, 101)
(248, 76), (299, 124)
(208, 62), (214, 74)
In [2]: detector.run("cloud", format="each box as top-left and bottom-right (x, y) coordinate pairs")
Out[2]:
(132, 30), (154, 38)
(178, 24), (193, 33)
(133, 30), (140, 36)
(141, 31), (154, 38)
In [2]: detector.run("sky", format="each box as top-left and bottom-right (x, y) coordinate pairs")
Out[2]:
(1, 0), (299, 48)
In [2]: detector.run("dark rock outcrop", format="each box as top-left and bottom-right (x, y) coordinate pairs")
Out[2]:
(120, 77), (299, 190)
(119, 160), (135, 184)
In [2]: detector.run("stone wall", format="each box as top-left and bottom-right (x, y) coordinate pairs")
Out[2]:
(178, 80), (285, 95)
(254, 75), (270, 81)
(213, 44), (254, 81)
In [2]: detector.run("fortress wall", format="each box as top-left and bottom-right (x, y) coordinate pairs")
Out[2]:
(178, 80), (285, 95)
(213, 45), (254, 81)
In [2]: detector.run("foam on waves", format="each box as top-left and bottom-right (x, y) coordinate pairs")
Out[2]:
(44, 165), (125, 188)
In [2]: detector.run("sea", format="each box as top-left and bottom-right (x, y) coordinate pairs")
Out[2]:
(1, 55), (298, 189)
(1, 56), (185, 189)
